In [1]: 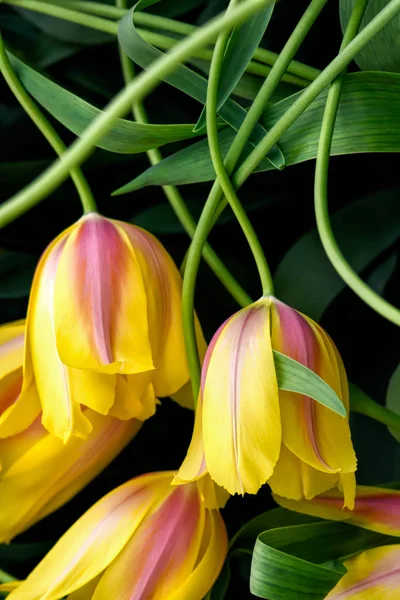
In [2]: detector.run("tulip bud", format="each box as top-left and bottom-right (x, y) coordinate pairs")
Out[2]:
(20, 213), (205, 440)
(176, 296), (356, 506)
(0, 321), (141, 542)
(7, 472), (228, 600)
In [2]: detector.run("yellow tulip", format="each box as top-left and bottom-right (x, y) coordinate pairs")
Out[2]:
(7, 472), (228, 600)
(0, 320), (142, 542)
(176, 296), (356, 507)
(18, 213), (205, 441)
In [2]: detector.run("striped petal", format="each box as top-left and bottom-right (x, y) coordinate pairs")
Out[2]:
(54, 215), (153, 375)
(327, 545), (400, 599)
(268, 443), (340, 501)
(120, 223), (207, 397)
(0, 411), (141, 542)
(7, 472), (174, 600)
(271, 300), (356, 478)
(26, 236), (93, 441)
(0, 320), (25, 379)
(92, 483), (205, 600)
(203, 301), (281, 495)
(274, 485), (400, 536)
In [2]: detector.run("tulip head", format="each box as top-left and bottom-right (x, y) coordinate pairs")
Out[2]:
(177, 297), (356, 504)
(0, 321), (141, 542)
(7, 472), (228, 600)
(23, 213), (205, 440)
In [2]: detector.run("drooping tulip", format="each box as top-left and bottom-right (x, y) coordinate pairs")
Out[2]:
(0, 320), (142, 542)
(176, 296), (356, 506)
(326, 545), (400, 599)
(18, 213), (205, 440)
(274, 484), (400, 537)
(7, 472), (228, 600)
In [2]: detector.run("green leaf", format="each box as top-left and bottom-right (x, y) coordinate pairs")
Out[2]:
(116, 72), (400, 191)
(0, 250), (37, 298)
(273, 351), (346, 417)
(274, 189), (400, 320)
(386, 363), (400, 443)
(340, 0), (400, 72)
(250, 521), (397, 599)
(117, 1), (284, 169)
(8, 52), (204, 154)
(194, 2), (275, 130)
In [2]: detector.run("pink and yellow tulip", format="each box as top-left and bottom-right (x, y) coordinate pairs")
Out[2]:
(7, 472), (228, 600)
(17, 213), (205, 441)
(176, 297), (356, 506)
(326, 544), (400, 598)
(274, 484), (400, 537)
(0, 320), (142, 542)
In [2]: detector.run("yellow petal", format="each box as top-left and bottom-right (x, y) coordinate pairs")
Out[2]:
(171, 381), (194, 410)
(268, 443), (339, 501)
(109, 373), (158, 421)
(0, 375), (41, 439)
(7, 473), (173, 600)
(0, 319), (25, 379)
(119, 223), (207, 397)
(174, 400), (207, 485)
(54, 215), (153, 375)
(203, 301), (281, 495)
(197, 475), (230, 510)
(327, 545), (400, 599)
(0, 411), (141, 542)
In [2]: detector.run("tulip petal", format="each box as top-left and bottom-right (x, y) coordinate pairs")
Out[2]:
(27, 237), (93, 441)
(196, 475), (230, 510)
(0, 411), (141, 542)
(120, 223), (207, 397)
(0, 376), (41, 439)
(274, 485), (400, 536)
(268, 443), (339, 501)
(326, 545), (400, 599)
(108, 373), (158, 421)
(7, 473), (173, 600)
(171, 509), (228, 600)
(0, 320), (25, 379)
(171, 381), (194, 410)
(54, 215), (153, 375)
(203, 302), (281, 495)
(175, 399), (208, 485)
(92, 483), (204, 600)
(271, 300), (356, 477)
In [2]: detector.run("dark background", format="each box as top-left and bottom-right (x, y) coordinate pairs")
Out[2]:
(0, 0), (399, 596)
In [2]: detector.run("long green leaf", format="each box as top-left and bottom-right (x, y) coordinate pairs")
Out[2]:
(386, 363), (400, 443)
(273, 351), (346, 417)
(250, 522), (398, 599)
(194, 1), (275, 130)
(340, 0), (400, 72)
(117, 0), (284, 168)
(274, 189), (400, 320)
(114, 72), (400, 192)
(8, 52), (204, 154)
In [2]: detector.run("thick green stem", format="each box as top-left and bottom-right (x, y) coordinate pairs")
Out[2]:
(0, 33), (96, 213)
(0, 0), (271, 228)
(314, 0), (400, 327)
(350, 386), (400, 432)
(116, 0), (251, 310)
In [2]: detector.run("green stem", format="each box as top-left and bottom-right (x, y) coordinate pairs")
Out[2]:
(350, 386), (400, 432)
(116, 0), (251, 309)
(4, 0), (311, 87)
(0, 569), (17, 584)
(0, 0), (271, 228)
(233, 0), (400, 189)
(0, 33), (96, 213)
(314, 0), (400, 327)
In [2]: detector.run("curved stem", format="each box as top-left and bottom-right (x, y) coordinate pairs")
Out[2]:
(116, 0), (251, 310)
(350, 385), (400, 432)
(0, 0), (270, 228)
(0, 33), (96, 213)
(204, 0), (329, 230)
(314, 0), (400, 327)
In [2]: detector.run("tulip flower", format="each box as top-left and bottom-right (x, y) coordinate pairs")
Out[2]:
(176, 296), (356, 506)
(19, 213), (205, 440)
(0, 320), (142, 542)
(274, 484), (400, 537)
(326, 544), (400, 599)
(7, 472), (228, 600)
